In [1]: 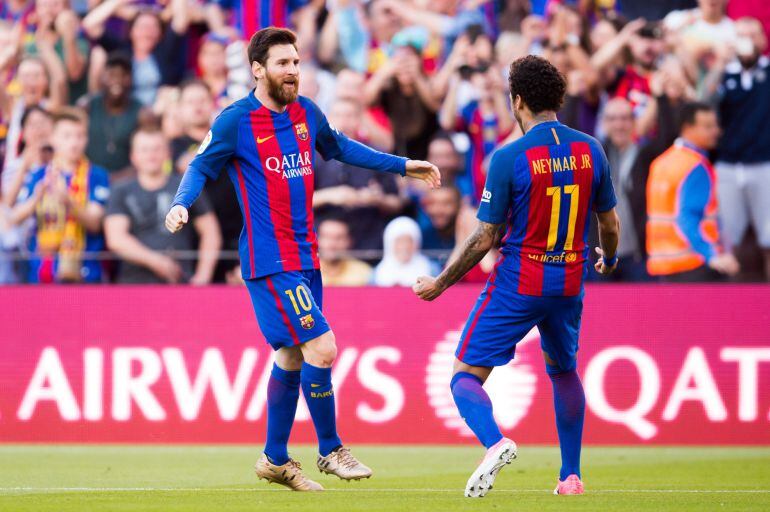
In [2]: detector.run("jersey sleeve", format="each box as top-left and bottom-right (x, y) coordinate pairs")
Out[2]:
(306, 99), (407, 176)
(677, 164), (717, 261)
(187, 105), (241, 180)
(592, 143), (617, 213)
(476, 149), (513, 224)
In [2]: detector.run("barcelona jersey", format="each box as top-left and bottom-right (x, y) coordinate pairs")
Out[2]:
(173, 93), (406, 280)
(478, 121), (616, 297)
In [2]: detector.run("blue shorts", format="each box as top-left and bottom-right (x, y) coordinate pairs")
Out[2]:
(456, 285), (583, 371)
(245, 270), (331, 350)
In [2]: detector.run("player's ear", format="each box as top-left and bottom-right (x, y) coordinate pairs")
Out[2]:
(251, 60), (264, 80)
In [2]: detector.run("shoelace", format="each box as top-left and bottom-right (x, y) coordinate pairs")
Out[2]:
(334, 448), (359, 469)
(285, 459), (308, 483)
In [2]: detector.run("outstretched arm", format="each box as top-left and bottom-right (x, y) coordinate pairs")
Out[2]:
(313, 101), (440, 188)
(413, 220), (501, 301)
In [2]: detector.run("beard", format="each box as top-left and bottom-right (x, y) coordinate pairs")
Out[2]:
(265, 72), (299, 105)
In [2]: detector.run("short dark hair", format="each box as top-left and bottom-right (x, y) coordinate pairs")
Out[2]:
(679, 101), (715, 131)
(105, 52), (132, 74)
(508, 55), (567, 114)
(247, 27), (297, 66)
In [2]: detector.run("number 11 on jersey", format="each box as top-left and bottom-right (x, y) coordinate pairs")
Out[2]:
(546, 184), (580, 251)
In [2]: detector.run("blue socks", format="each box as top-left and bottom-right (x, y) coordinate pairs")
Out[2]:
(450, 372), (503, 449)
(548, 368), (585, 480)
(264, 364), (301, 466)
(301, 362), (342, 456)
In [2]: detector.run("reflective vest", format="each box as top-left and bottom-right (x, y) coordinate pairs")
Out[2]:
(646, 143), (720, 276)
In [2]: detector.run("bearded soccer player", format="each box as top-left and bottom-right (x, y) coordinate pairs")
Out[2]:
(414, 56), (620, 497)
(166, 27), (440, 491)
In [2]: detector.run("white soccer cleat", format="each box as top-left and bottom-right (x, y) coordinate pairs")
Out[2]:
(464, 438), (518, 498)
(317, 446), (373, 480)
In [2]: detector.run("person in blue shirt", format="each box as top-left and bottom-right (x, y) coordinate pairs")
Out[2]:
(165, 27), (440, 491)
(11, 108), (110, 283)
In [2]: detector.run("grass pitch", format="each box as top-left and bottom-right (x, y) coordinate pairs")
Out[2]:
(1, 445), (769, 511)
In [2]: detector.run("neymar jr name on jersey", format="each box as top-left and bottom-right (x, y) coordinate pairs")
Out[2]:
(531, 153), (593, 175)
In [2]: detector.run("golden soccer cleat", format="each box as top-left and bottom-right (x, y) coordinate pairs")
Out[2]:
(254, 454), (324, 491)
(317, 446), (373, 480)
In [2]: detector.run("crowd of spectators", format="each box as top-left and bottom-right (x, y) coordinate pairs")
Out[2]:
(0, 0), (768, 285)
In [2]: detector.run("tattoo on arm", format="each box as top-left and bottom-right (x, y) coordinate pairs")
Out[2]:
(436, 221), (501, 290)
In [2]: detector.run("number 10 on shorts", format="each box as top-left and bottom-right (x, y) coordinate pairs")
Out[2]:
(285, 286), (313, 315)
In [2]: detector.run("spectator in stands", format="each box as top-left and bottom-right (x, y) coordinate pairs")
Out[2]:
(23, 0), (89, 103)
(105, 128), (220, 284)
(196, 33), (251, 110)
(714, 17), (770, 280)
(591, 18), (664, 126)
(314, 97), (405, 252)
(374, 216), (435, 287)
(1, 52), (66, 175)
(664, 0), (737, 49)
(0, 106), (54, 284)
(318, 217), (372, 286)
(646, 102), (739, 281)
(171, 79), (241, 282)
(419, 186), (461, 252)
(426, 133), (463, 189)
(10, 108), (110, 283)
(364, 43), (440, 160)
(171, 80), (215, 170)
(439, 60), (513, 202)
(83, 53), (144, 177)
(324, 0), (404, 74)
(594, 98), (648, 281)
(82, 0), (191, 106)
(335, 68), (394, 153)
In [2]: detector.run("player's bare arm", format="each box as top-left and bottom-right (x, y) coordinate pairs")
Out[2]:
(413, 220), (501, 301)
(594, 207), (620, 275)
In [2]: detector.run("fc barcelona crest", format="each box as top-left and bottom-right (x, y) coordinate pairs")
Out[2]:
(294, 123), (309, 141)
(300, 314), (315, 330)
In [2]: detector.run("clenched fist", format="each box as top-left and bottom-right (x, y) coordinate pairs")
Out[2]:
(165, 205), (189, 233)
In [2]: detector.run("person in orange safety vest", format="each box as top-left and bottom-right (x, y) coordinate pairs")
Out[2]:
(646, 102), (739, 281)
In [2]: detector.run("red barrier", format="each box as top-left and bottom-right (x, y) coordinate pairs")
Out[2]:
(1, 285), (769, 444)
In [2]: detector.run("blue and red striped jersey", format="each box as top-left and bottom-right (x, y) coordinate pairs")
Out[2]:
(477, 121), (616, 297)
(457, 100), (513, 204)
(173, 93), (406, 280)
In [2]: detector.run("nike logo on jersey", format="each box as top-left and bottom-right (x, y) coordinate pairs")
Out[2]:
(257, 135), (274, 144)
(311, 383), (321, 388)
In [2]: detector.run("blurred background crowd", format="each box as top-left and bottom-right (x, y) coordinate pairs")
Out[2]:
(0, 0), (768, 286)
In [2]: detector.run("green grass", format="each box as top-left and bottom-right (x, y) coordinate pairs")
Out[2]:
(1, 445), (769, 511)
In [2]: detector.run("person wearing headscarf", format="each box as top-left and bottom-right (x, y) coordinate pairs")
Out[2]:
(374, 216), (435, 286)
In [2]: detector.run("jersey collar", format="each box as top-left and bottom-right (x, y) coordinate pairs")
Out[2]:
(526, 120), (561, 134)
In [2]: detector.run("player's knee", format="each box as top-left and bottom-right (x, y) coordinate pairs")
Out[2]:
(275, 347), (304, 371)
(303, 331), (337, 367)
